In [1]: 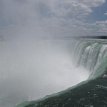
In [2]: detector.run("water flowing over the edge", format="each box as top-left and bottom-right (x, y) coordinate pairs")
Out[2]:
(73, 39), (107, 80)
(17, 39), (107, 107)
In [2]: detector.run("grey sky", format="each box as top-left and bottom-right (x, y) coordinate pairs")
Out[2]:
(0, 0), (107, 38)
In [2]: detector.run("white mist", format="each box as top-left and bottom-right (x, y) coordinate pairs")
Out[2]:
(0, 39), (89, 107)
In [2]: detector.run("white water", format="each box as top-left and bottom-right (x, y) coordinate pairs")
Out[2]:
(0, 39), (89, 107)
(73, 39), (107, 79)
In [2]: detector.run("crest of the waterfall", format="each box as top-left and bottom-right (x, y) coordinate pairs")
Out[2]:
(73, 39), (107, 79)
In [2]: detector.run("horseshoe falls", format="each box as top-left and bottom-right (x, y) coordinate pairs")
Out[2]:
(73, 39), (107, 79)
(17, 38), (107, 107)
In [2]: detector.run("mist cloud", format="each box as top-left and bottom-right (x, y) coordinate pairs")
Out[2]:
(0, 39), (89, 107)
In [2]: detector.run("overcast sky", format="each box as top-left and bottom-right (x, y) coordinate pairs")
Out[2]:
(0, 0), (107, 107)
(0, 0), (107, 38)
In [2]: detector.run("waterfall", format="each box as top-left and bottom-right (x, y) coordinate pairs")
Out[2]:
(73, 39), (107, 79)
(16, 38), (107, 107)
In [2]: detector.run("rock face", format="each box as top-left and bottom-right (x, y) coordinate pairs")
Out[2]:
(17, 39), (107, 107)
